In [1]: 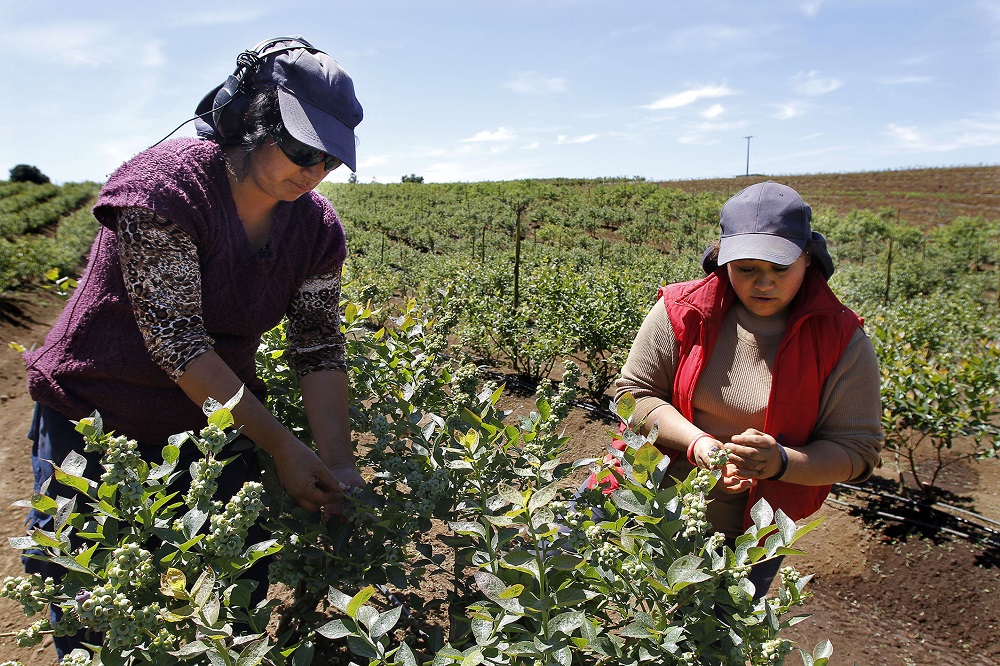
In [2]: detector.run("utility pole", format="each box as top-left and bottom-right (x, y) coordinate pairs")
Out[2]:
(743, 136), (754, 177)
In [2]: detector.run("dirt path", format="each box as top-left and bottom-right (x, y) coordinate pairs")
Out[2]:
(1, 290), (998, 665)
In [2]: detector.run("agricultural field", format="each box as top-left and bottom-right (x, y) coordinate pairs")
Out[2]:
(0, 166), (997, 665)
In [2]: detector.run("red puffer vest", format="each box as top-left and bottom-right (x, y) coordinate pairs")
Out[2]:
(662, 266), (862, 527)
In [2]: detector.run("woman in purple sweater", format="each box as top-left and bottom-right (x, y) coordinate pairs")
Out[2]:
(22, 36), (364, 658)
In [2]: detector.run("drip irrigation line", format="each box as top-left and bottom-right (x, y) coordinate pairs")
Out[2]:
(377, 584), (433, 642)
(824, 497), (1000, 548)
(832, 482), (1000, 542)
(835, 482), (1000, 529)
(825, 495), (1000, 548)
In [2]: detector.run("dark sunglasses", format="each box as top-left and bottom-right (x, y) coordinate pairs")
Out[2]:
(273, 128), (343, 171)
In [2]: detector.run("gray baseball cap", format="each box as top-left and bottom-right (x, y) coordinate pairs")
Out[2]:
(196, 37), (363, 171)
(255, 39), (363, 172)
(717, 181), (812, 266)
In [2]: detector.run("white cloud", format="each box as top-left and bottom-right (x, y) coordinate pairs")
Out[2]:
(665, 25), (755, 52)
(793, 71), (843, 96)
(800, 1), (824, 18)
(10, 23), (119, 67)
(556, 134), (598, 145)
(169, 8), (271, 27)
(461, 127), (516, 142)
(702, 104), (725, 119)
(773, 102), (805, 120)
(505, 72), (568, 94)
(884, 115), (1000, 152)
(878, 75), (932, 85)
(643, 84), (735, 110)
(678, 120), (748, 146)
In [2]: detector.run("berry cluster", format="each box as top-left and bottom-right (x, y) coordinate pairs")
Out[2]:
(105, 543), (155, 588)
(185, 457), (224, 506)
(0, 574), (55, 616)
(757, 637), (791, 664)
(680, 469), (714, 539)
(73, 584), (162, 650)
(203, 482), (264, 559)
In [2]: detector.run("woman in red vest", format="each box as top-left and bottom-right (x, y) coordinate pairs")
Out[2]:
(615, 181), (883, 596)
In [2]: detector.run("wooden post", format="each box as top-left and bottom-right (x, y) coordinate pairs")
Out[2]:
(513, 208), (523, 311)
(883, 236), (894, 306)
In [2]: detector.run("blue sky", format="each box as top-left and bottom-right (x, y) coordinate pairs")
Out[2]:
(1, 0), (998, 185)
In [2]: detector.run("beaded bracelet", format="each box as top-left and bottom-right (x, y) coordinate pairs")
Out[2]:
(686, 432), (715, 467)
(767, 443), (789, 481)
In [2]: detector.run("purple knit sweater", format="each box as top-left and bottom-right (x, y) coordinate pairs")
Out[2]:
(24, 138), (347, 444)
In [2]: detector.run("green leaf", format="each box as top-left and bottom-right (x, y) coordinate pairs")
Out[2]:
(236, 636), (270, 666)
(501, 550), (540, 578)
(30, 530), (63, 549)
(370, 606), (403, 640)
(48, 555), (93, 575)
(499, 584), (524, 599)
(750, 498), (774, 530)
(347, 634), (379, 659)
(546, 553), (584, 572)
(54, 467), (91, 494)
(208, 407), (235, 431)
(616, 393), (636, 422)
(549, 610), (585, 636)
(29, 493), (58, 514)
(317, 619), (352, 639)
(527, 481), (559, 512)
(346, 585), (376, 619)
(666, 554), (712, 590)
(161, 567), (188, 599)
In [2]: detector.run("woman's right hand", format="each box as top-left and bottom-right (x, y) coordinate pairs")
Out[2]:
(271, 438), (344, 513)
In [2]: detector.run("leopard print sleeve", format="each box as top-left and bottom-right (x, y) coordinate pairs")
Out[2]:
(116, 207), (214, 381)
(285, 267), (347, 376)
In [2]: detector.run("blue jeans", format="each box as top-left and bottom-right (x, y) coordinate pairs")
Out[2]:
(24, 403), (270, 660)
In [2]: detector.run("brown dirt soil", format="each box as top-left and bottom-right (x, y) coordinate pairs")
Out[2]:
(656, 165), (1000, 230)
(1, 165), (998, 665)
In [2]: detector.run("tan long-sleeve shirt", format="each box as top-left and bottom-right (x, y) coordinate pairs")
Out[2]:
(615, 296), (883, 537)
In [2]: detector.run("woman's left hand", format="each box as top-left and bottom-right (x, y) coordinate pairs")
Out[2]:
(724, 428), (783, 480)
(329, 462), (366, 490)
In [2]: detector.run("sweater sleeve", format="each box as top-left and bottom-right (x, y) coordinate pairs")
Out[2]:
(614, 297), (679, 425)
(813, 327), (885, 481)
(116, 207), (215, 381)
(285, 265), (348, 376)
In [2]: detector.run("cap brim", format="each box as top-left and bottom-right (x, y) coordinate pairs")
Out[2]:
(717, 233), (806, 266)
(278, 88), (357, 172)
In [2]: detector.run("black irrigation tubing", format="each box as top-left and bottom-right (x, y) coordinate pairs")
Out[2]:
(824, 497), (1000, 548)
(834, 481), (1000, 529)
(826, 488), (1000, 548)
(376, 584), (435, 644)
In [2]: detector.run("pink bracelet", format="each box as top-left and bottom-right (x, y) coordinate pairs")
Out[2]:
(686, 432), (715, 467)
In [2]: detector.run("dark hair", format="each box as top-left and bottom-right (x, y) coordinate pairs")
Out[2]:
(225, 85), (284, 177)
